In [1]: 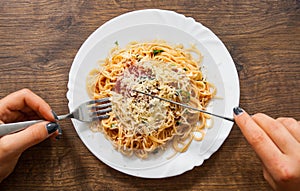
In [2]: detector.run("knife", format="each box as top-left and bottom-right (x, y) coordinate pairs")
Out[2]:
(133, 90), (234, 122)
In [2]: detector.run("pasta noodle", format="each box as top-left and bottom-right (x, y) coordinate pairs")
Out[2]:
(87, 40), (215, 158)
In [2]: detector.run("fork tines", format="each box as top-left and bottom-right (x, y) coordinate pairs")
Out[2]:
(88, 97), (110, 104)
(88, 98), (112, 121)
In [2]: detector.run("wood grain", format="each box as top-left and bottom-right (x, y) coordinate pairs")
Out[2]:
(0, 0), (299, 190)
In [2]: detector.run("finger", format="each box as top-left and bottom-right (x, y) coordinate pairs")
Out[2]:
(277, 117), (300, 143)
(0, 122), (59, 153)
(262, 166), (277, 191)
(233, 107), (282, 167)
(253, 114), (299, 154)
(0, 89), (55, 122)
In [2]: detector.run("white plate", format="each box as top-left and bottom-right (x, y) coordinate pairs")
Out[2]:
(67, 9), (240, 178)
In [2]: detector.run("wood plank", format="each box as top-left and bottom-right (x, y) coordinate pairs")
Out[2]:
(0, 0), (298, 190)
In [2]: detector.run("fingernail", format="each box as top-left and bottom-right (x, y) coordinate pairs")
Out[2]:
(233, 107), (244, 115)
(46, 122), (59, 134)
(51, 110), (58, 120)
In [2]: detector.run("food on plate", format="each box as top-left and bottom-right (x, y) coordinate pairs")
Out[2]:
(87, 40), (215, 158)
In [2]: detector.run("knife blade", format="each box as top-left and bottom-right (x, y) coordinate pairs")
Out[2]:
(132, 90), (234, 122)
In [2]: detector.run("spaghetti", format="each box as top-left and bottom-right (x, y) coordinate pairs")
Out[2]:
(87, 41), (215, 158)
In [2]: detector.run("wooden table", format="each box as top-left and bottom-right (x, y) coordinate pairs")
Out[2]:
(0, 1), (299, 190)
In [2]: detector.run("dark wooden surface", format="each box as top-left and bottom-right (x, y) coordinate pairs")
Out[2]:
(0, 1), (299, 190)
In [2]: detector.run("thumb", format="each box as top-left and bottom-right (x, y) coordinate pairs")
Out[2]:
(1, 122), (59, 153)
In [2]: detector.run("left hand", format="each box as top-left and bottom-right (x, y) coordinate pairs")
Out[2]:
(0, 89), (59, 182)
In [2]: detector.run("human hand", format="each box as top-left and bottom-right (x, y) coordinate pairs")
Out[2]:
(0, 89), (59, 182)
(233, 107), (300, 191)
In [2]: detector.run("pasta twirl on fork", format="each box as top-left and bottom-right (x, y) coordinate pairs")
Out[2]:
(87, 40), (215, 158)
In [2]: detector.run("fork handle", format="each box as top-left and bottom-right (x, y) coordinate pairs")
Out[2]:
(0, 120), (43, 137)
(0, 114), (69, 136)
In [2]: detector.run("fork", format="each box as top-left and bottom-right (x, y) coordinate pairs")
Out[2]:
(57, 98), (112, 122)
(0, 98), (112, 137)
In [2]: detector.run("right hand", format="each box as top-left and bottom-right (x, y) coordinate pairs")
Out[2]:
(233, 107), (300, 191)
